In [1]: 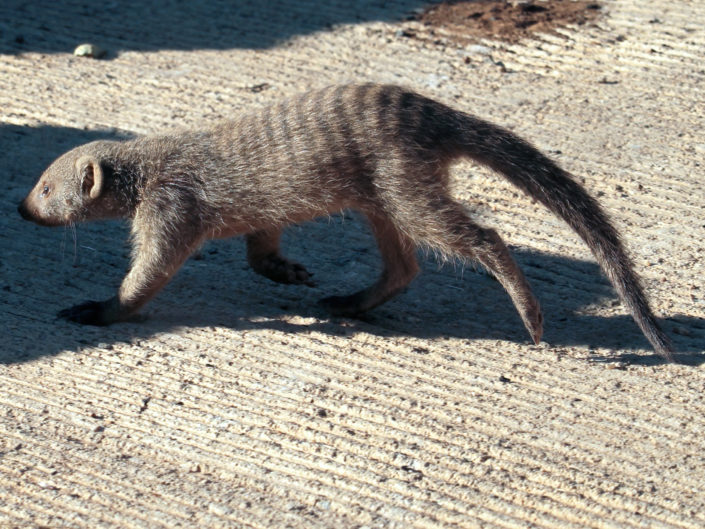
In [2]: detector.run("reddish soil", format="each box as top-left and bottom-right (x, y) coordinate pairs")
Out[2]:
(416, 0), (602, 43)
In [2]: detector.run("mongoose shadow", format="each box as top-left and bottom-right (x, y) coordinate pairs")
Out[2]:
(2, 0), (431, 55)
(151, 216), (705, 365)
(3, 204), (704, 365)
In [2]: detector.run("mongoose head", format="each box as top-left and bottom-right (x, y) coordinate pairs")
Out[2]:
(18, 141), (118, 226)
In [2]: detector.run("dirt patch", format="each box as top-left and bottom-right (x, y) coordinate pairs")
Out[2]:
(416, 0), (602, 43)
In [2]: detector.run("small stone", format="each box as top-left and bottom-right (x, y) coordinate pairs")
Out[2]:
(607, 362), (628, 370)
(395, 28), (415, 38)
(73, 43), (106, 59)
(180, 461), (201, 473)
(673, 326), (691, 337)
(467, 44), (492, 55)
(208, 503), (233, 516)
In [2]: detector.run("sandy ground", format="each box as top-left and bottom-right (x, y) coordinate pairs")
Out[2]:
(1, 1), (704, 527)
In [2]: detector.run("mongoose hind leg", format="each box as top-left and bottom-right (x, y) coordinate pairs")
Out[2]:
(474, 227), (543, 344)
(246, 229), (315, 286)
(420, 198), (543, 344)
(320, 211), (419, 316)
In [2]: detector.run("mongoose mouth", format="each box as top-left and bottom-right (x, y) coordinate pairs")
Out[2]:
(17, 200), (64, 227)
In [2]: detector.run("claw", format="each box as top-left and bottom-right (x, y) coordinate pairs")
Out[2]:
(252, 254), (315, 286)
(318, 295), (364, 317)
(58, 300), (109, 326)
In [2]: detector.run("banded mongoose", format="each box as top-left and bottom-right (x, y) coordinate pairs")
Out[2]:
(18, 84), (674, 361)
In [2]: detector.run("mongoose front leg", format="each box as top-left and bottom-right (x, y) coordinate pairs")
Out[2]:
(59, 216), (203, 325)
(246, 229), (315, 286)
(320, 211), (420, 316)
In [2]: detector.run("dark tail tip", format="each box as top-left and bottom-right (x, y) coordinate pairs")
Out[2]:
(652, 341), (675, 363)
(653, 334), (676, 363)
(638, 314), (675, 363)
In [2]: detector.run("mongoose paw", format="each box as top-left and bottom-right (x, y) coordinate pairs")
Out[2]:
(318, 295), (365, 317)
(253, 255), (315, 287)
(288, 262), (315, 287)
(58, 300), (110, 326)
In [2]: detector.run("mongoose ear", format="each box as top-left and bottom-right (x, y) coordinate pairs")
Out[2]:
(76, 156), (103, 199)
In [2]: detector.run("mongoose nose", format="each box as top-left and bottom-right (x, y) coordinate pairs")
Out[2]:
(18, 201), (31, 220)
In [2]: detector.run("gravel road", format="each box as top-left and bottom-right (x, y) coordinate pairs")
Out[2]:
(1, 1), (704, 527)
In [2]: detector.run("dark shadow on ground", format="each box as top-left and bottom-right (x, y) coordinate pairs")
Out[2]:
(2, 123), (703, 366)
(1, 0), (432, 55)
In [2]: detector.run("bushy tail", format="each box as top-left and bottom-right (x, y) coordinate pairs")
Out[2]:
(452, 113), (673, 361)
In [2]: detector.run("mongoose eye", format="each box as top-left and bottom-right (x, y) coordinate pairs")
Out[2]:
(41, 185), (50, 196)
